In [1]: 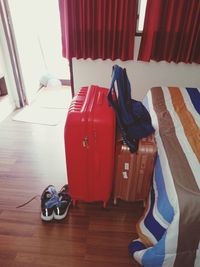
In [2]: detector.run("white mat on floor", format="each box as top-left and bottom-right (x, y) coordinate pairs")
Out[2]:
(12, 106), (67, 126)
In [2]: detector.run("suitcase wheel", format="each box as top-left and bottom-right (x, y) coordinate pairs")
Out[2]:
(72, 199), (76, 206)
(103, 201), (107, 209)
(113, 198), (117, 206)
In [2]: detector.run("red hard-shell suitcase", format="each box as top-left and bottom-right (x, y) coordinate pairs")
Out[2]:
(64, 85), (116, 207)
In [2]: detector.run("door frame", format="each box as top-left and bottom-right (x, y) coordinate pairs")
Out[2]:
(0, 0), (27, 107)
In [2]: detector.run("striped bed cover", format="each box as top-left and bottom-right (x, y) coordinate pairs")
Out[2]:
(128, 87), (200, 267)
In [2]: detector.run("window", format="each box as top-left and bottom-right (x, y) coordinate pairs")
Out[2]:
(136, 0), (147, 34)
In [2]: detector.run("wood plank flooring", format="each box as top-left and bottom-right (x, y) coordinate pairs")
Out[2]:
(0, 114), (143, 267)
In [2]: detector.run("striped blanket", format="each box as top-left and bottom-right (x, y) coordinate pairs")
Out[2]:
(128, 87), (200, 267)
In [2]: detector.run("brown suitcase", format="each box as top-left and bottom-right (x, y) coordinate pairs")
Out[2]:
(113, 133), (157, 203)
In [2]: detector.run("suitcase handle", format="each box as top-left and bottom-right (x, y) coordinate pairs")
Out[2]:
(97, 91), (104, 105)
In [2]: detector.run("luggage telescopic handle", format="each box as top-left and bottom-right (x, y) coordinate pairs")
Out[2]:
(97, 91), (104, 105)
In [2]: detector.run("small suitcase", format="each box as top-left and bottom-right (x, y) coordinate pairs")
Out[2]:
(64, 85), (116, 208)
(113, 133), (157, 203)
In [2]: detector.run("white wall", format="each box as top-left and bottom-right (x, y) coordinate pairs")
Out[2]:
(73, 37), (200, 100)
(36, 0), (70, 81)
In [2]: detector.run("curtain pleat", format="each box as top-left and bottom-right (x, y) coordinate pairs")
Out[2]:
(138, 0), (200, 64)
(59, 0), (138, 61)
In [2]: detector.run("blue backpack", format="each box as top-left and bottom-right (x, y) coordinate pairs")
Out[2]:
(108, 65), (155, 152)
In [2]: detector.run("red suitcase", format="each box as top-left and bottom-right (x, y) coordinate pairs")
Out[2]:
(64, 85), (116, 207)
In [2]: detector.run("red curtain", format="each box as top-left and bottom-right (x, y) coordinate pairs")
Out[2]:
(138, 0), (200, 64)
(59, 0), (138, 61)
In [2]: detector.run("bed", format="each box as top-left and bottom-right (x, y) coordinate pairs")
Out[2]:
(128, 86), (200, 267)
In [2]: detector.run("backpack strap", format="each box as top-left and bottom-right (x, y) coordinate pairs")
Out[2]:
(108, 65), (138, 152)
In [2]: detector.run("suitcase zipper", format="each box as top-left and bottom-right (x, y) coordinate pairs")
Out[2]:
(82, 136), (89, 148)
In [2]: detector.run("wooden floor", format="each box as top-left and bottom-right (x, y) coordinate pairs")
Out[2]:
(0, 113), (143, 267)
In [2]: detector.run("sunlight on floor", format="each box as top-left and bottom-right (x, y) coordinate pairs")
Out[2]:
(12, 86), (72, 126)
(0, 95), (14, 123)
(33, 86), (72, 109)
